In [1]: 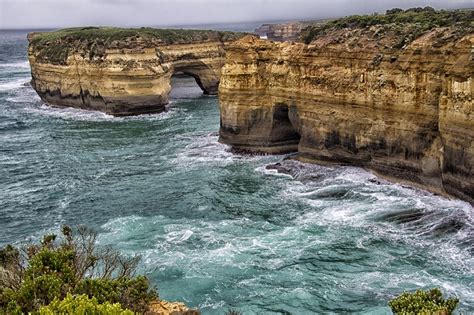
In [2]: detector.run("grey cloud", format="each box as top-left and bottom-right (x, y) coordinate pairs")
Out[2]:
(0, 0), (472, 29)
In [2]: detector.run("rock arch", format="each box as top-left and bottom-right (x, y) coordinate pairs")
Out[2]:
(28, 28), (243, 116)
(172, 60), (220, 95)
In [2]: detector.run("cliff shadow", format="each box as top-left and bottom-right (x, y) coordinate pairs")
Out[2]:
(268, 103), (301, 152)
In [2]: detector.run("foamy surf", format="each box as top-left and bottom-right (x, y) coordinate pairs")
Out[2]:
(0, 61), (30, 69)
(173, 132), (273, 167)
(24, 103), (180, 122)
(1, 42), (472, 314)
(0, 78), (30, 92)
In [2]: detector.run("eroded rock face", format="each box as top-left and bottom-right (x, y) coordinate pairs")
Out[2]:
(219, 31), (473, 203)
(28, 28), (244, 116)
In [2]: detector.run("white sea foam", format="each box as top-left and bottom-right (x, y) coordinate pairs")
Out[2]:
(166, 230), (194, 243)
(95, 157), (474, 313)
(0, 78), (30, 92)
(255, 165), (294, 179)
(173, 133), (239, 167)
(5, 85), (39, 103)
(334, 166), (376, 183)
(5, 93), (40, 103)
(173, 133), (282, 170)
(29, 104), (115, 121)
(0, 61), (30, 69)
(274, 159), (473, 263)
(26, 103), (178, 122)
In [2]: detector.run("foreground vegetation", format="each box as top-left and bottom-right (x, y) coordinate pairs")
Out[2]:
(1, 226), (461, 314)
(0, 226), (157, 314)
(389, 288), (459, 314)
(301, 7), (474, 44)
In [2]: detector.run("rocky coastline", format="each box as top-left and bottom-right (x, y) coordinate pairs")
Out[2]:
(27, 11), (473, 203)
(219, 9), (473, 203)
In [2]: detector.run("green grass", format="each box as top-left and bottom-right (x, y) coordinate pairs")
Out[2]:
(301, 7), (474, 44)
(29, 26), (245, 65)
(30, 26), (244, 46)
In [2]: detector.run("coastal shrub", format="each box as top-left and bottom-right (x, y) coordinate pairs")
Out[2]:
(389, 288), (459, 315)
(0, 226), (158, 314)
(74, 276), (157, 313)
(301, 7), (474, 44)
(38, 293), (133, 314)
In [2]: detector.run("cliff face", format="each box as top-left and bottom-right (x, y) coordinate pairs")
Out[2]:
(28, 27), (244, 116)
(254, 22), (304, 41)
(219, 28), (473, 203)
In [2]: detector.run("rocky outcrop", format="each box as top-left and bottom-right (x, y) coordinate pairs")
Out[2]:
(28, 27), (244, 116)
(148, 300), (199, 315)
(219, 25), (473, 203)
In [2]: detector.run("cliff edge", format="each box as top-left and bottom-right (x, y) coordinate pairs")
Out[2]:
(219, 8), (473, 203)
(28, 27), (245, 116)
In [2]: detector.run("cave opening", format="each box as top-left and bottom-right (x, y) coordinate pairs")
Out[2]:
(270, 103), (301, 152)
(169, 72), (206, 100)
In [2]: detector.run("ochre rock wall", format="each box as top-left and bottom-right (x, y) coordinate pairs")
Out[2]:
(219, 32), (473, 203)
(28, 31), (239, 116)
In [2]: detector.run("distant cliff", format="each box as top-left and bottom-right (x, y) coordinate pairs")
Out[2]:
(254, 22), (305, 41)
(219, 9), (474, 203)
(28, 27), (245, 116)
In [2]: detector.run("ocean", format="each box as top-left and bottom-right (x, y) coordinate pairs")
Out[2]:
(0, 28), (473, 314)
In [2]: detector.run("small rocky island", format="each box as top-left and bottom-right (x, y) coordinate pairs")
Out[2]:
(28, 27), (244, 116)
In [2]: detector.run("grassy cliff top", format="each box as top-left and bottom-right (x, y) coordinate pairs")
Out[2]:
(28, 27), (246, 65)
(300, 7), (474, 45)
(29, 26), (245, 47)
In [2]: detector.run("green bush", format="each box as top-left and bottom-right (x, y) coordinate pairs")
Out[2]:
(300, 7), (473, 44)
(0, 226), (158, 314)
(74, 276), (157, 313)
(389, 288), (459, 315)
(39, 293), (133, 314)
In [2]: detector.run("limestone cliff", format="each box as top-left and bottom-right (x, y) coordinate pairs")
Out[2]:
(219, 10), (473, 203)
(28, 27), (244, 116)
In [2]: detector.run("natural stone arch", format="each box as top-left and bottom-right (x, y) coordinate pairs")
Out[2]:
(156, 59), (223, 109)
(172, 60), (220, 95)
(27, 28), (244, 116)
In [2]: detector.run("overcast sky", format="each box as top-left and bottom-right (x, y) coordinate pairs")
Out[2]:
(0, 0), (472, 29)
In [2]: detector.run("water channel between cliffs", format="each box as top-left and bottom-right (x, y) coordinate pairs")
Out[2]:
(1, 30), (473, 314)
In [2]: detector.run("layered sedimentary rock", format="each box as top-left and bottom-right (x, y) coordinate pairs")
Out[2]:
(219, 25), (473, 202)
(28, 27), (244, 116)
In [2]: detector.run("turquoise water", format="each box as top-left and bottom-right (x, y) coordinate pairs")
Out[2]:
(0, 30), (473, 314)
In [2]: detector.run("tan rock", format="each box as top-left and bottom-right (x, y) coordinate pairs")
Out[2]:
(148, 300), (199, 315)
(28, 28), (246, 116)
